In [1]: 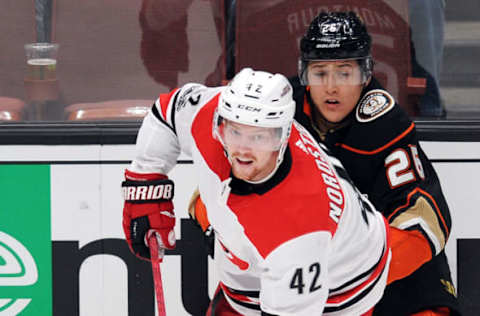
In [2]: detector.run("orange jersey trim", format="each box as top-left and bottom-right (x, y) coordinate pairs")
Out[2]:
(337, 122), (415, 155)
(194, 196), (211, 232)
(387, 187), (450, 238)
(302, 91), (312, 116)
(411, 307), (451, 316)
(387, 227), (432, 284)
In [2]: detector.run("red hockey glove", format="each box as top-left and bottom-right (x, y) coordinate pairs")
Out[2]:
(122, 169), (176, 261)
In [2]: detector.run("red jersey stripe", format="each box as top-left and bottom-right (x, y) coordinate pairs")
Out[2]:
(327, 216), (390, 306)
(158, 88), (179, 120)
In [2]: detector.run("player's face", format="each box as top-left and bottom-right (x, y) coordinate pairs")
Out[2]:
(307, 60), (366, 123)
(221, 121), (280, 182)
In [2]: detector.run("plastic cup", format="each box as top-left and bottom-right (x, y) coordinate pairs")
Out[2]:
(24, 42), (59, 80)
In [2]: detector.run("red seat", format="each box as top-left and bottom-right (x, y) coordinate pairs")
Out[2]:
(235, 0), (425, 116)
(0, 97), (26, 121)
(65, 99), (153, 121)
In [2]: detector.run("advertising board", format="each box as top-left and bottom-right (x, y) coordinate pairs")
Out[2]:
(0, 142), (478, 315)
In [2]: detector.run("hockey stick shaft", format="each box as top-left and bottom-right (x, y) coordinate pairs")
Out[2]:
(149, 235), (167, 316)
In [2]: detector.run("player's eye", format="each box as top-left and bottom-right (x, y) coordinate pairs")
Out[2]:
(251, 134), (265, 142)
(227, 128), (241, 137)
(313, 71), (327, 78)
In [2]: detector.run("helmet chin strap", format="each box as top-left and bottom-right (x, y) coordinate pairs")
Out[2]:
(363, 75), (372, 87)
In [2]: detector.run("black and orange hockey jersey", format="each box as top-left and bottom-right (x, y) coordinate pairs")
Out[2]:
(292, 77), (461, 315)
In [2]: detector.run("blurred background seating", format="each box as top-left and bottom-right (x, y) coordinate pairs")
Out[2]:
(2, 0), (478, 121)
(441, 2), (480, 117)
(46, 0), (225, 121)
(65, 99), (153, 121)
(0, 97), (26, 122)
(53, 0), (160, 107)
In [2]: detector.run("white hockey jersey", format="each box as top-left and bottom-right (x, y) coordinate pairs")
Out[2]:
(129, 83), (391, 316)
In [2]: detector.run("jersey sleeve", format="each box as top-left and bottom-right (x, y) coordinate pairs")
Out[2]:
(129, 83), (222, 174)
(374, 128), (450, 249)
(367, 122), (451, 280)
(339, 101), (451, 281)
(259, 231), (331, 316)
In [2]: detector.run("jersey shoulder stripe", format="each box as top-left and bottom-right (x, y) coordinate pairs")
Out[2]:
(337, 122), (415, 155)
(190, 93), (231, 180)
(159, 88), (179, 120)
(338, 90), (416, 153)
(152, 88), (180, 134)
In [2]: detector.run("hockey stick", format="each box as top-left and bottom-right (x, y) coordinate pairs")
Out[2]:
(148, 234), (167, 316)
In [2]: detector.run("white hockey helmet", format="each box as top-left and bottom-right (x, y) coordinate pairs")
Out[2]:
(214, 68), (295, 167)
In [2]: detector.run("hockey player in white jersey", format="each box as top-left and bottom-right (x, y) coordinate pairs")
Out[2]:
(122, 68), (391, 315)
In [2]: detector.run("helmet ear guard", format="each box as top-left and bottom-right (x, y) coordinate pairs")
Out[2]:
(358, 56), (374, 83)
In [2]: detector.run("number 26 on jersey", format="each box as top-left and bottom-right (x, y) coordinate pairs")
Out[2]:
(385, 145), (425, 188)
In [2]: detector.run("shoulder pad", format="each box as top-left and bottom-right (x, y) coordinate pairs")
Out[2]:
(356, 89), (395, 123)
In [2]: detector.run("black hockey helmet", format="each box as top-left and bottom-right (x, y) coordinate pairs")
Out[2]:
(298, 11), (373, 85)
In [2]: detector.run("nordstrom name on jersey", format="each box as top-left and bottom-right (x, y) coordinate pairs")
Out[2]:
(296, 132), (345, 223)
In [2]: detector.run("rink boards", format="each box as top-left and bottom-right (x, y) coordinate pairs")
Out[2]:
(0, 142), (478, 315)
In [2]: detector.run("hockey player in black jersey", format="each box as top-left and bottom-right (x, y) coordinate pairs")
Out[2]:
(291, 11), (461, 316)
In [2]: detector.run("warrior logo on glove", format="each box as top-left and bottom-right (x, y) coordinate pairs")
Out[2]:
(123, 181), (173, 202)
(122, 170), (176, 261)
